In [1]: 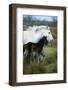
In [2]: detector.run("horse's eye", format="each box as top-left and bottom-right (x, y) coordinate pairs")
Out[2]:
(48, 32), (50, 34)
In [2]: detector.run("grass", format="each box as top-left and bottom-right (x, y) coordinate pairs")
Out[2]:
(23, 47), (57, 74)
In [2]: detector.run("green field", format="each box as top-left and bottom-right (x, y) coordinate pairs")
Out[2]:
(23, 47), (57, 74)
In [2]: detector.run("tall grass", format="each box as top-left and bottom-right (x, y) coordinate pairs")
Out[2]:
(23, 47), (57, 74)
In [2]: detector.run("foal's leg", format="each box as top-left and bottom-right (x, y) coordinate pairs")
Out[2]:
(26, 43), (32, 63)
(40, 51), (46, 63)
(36, 51), (40, 63)
(32, 51), (36, 62)
(38, 50), (45, 63)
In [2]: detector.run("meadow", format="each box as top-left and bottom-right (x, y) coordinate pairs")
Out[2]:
(23, 47), (57, 74)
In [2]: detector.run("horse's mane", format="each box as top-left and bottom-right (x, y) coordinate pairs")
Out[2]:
(26, 26), (50, 32)
(34, 26), (50, 32)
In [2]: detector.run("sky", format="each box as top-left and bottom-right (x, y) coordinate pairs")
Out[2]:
(23, 15), (57, 22)
(34, 16), (57, 22)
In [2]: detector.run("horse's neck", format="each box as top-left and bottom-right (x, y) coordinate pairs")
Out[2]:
(38, 37), (45, 46)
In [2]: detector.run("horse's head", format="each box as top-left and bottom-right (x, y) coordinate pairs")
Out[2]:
(44, 30), (53, 43)
(38, 27), (53, 43)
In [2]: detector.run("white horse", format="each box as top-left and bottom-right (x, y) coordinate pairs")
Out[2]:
(23, 26), (53, 45)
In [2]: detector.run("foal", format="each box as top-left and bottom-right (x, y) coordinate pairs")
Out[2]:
(23, 36), (48, 63)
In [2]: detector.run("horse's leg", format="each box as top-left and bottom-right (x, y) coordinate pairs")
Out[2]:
(32, 51), (36, 62)
(40, 52), (45, 58)
(23, 49), (29, 64)
(38, 52), (43, 63)
(27, 43), (33, 63)
(37, 49), (44, 63)
(28, 49), (31, 63)
(36, 50), (40, 63)
(36, 48), (41, 63)
(38, 53), (40, 63)
(30, 47), (33, 64)
(39, 50), (46, 63)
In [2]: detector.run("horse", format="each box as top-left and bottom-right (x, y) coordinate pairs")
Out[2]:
(23, 36), (48, 63)
(23, 26), (53, 63)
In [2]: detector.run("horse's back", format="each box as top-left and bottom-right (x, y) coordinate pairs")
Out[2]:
(23, 30), (42, 45)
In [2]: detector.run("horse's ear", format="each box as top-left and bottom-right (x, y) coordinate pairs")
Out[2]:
(47, 27), (50, 30)
(35, 28), (39, 32)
